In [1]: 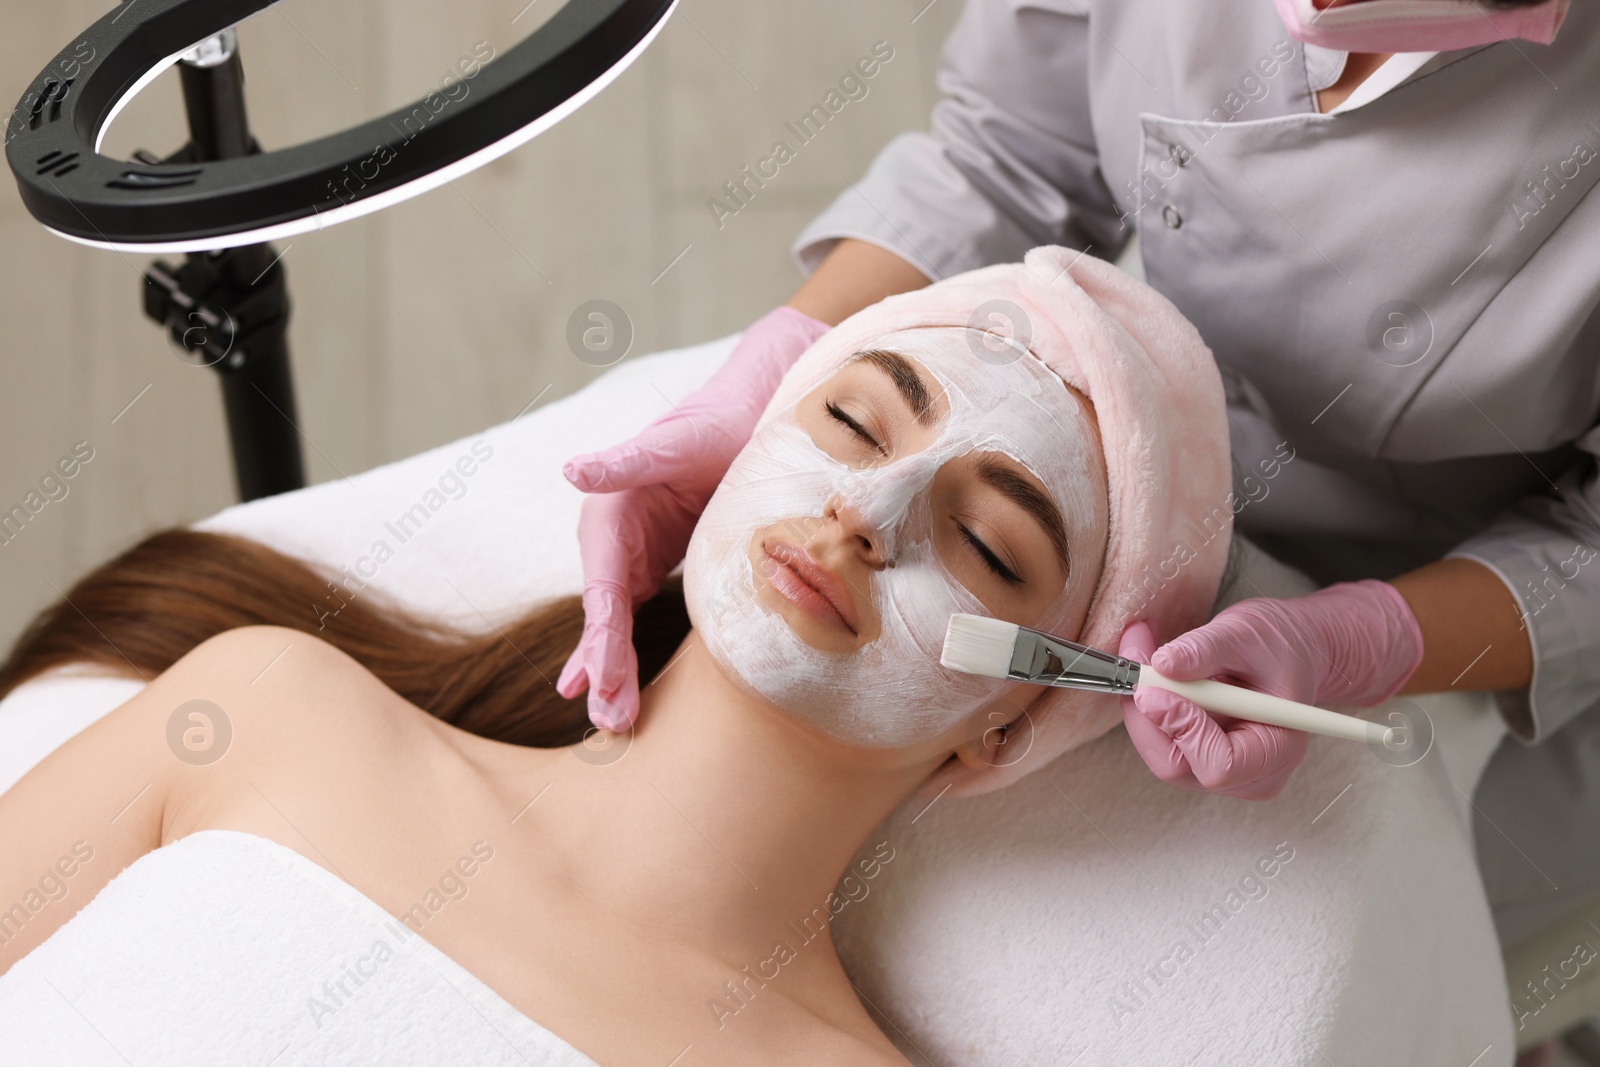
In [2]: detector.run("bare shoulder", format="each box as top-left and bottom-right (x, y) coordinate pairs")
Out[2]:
(151, 625), (437, 783)
(160, 624), (411, 728)
(150, 625), (461, 842)
(168, 624), (365, 689)
(0, 626), (458, 971)
(0, 624), (379, 969)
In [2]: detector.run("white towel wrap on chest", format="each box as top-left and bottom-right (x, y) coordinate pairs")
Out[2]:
(0, 830), (597, 1067)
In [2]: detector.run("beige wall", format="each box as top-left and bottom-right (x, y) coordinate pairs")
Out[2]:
(0, 0), (964, 650)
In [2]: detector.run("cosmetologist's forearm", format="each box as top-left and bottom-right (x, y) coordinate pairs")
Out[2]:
(1391, 557), (1533, 694)
(787, 238), (932, 326)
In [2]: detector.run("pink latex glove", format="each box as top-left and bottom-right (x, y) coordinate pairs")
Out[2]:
(557, 305), (831, 730)
(1118, 579), (1425, 800)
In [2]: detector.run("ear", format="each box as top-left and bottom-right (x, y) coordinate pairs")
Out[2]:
(952, 690), (1036, 772)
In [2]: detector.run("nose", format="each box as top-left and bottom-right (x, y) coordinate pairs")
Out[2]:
(828, 453), (936, 566)
(822, 494), (894, 570)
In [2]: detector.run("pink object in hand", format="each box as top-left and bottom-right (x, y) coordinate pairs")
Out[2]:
(558, 305), (831, 731)
(1271, 0), (1568, 54)
(1118, 580), (1424, 799)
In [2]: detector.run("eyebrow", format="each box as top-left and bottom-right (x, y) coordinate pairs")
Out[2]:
(974, 454), (1071, 576)
(851, 349), (939, 427)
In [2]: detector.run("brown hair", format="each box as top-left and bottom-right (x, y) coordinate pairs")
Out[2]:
(0, 528), (691, 747)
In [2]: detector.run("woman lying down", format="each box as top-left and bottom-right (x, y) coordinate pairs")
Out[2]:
(0, 247), (1230, 1065)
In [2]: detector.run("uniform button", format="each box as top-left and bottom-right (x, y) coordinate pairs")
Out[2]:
(1168, 142), (1191, 167)
(1162, 204), (1183, 229)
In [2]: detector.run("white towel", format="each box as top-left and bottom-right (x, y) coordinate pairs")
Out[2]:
(0, 666), (146, 796)
(0, 830), (598, 1066)
(832, 689), (1512, 1066)
(0, 336), (1516, 1065)
(192, 337), (736, 634)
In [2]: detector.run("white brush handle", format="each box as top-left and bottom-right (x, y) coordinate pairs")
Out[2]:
(1137, 666), (1391, 745)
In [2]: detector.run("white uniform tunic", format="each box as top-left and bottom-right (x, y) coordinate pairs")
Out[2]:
(792, 0), (1600, 944)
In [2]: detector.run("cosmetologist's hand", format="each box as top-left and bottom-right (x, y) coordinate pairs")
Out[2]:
(1117, 580), (1424, 800)
(557, 305), (831, 731)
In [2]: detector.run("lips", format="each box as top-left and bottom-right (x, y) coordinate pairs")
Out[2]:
(761, 538), (861, 635)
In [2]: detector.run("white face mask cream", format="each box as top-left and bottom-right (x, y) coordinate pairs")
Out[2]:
(683, 327), (1108, 748)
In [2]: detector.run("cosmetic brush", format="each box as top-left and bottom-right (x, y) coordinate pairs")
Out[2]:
(941, 614), (1394, 746)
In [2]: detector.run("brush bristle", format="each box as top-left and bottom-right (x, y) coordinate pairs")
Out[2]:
(941, 614), (1021, 679)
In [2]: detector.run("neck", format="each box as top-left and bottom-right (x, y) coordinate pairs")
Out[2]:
(528, 632), (940, 960)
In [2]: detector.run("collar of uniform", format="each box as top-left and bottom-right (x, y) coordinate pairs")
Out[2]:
(1306, 45), (1503, 115)
(1303, 42), (1349, 92)
(1329, 51), (1438, 113)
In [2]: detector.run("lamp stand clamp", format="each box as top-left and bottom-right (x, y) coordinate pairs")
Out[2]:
(141, 239), (304, 503)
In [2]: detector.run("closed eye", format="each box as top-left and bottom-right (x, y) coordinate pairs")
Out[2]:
(824, 400), (886, 456)
(957, 522), (1022, 586)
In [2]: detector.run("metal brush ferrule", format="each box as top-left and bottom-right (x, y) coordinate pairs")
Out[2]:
(1007, 627), (1142, 695)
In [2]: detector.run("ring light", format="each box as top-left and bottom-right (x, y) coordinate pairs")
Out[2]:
(6, 0), (677, 252)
